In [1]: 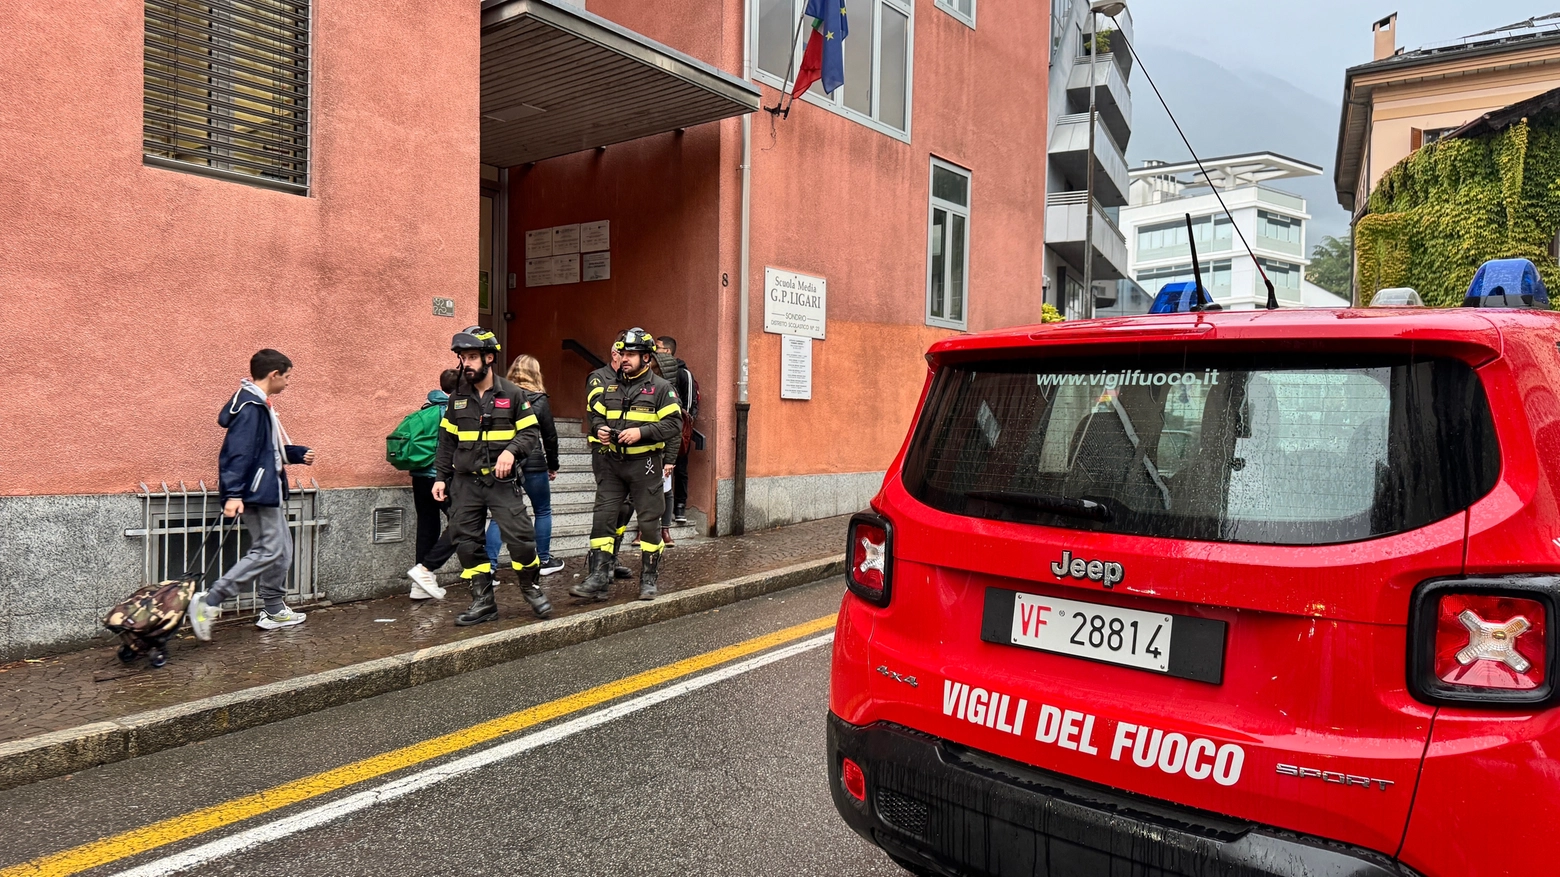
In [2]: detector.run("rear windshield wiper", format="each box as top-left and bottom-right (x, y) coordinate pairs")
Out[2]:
(965, 490), (1113, 522)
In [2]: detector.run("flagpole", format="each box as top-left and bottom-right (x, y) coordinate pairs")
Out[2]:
(778, 11), (809, 115)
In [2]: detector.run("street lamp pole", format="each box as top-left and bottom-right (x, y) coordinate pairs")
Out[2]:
(1082, 0), (1126, 320)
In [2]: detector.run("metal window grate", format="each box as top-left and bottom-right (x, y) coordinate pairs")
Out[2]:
(127, 480), (327, 612)
(143, 0), (311, 193)
(372, 507), (405, 544)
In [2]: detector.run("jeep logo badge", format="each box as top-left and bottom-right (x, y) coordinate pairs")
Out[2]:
(1050, 550), (1124, 589)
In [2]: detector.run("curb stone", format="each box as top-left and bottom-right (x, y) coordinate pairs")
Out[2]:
(0, 557), (844, 791)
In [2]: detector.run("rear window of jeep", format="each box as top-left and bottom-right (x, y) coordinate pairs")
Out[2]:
(902, 353), (1500, 545)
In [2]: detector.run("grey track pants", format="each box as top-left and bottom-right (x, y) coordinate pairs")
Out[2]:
(206, 503), (293, 613)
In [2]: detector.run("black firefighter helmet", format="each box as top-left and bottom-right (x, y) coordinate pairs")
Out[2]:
(451, 325), (501, 354)
(614, 327), (655, 354)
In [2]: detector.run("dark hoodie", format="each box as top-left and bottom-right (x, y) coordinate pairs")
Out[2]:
(217, 383), (311, 506)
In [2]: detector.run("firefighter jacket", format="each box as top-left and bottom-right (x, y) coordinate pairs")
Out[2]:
(586, 365), (683, 455)
(585, 364), (616, 450)
(434, 375), (542, 481)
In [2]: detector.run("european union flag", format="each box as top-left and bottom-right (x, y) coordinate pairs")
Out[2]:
(791, 0), (849, 98)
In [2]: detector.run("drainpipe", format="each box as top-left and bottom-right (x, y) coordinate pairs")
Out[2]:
(733, 21), (754, 537)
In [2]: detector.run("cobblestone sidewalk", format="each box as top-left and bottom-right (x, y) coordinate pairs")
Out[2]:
(0, 516), (850, 744)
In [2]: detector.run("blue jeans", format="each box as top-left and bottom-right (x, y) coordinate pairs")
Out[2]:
(485, 469), (554, 564)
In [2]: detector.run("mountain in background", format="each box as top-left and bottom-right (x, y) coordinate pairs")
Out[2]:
(1123, 44), (1352, 244)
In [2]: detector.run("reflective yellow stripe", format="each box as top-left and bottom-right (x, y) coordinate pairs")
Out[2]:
(511, 558), (540, 570)
(639, 540), (665, 553)
(602, 408), (624, 419)
(621, 442), (665, 454)
(591, 401), (608, 416)
(513, 414), (538, 431)
(588, 387), (604, 401)
(623, 411), (660, 423)
(442, 419), (518, 441)
(656, 403), (680, 419)
(460, 563), (492, 579)
(589, 536), (616, 550)
(615, 525), (627, 536)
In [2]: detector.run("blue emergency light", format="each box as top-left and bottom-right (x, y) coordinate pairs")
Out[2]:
(1463, 258), (1550, 309)
(1149, 281), (1203, 314)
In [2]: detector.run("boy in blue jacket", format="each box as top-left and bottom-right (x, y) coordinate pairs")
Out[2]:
(189, 349), (315, 640)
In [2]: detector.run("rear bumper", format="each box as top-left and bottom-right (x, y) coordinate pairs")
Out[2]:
(827, 713), (1420, 877)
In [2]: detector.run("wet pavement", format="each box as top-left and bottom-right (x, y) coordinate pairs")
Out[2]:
(0, 516), (849, 744)
(0, 578), (893, 877)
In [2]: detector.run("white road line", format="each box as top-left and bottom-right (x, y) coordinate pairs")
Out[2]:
(107, 632), (835, 877)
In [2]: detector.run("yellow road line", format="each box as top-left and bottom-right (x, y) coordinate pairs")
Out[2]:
(1, 613), (838, 877)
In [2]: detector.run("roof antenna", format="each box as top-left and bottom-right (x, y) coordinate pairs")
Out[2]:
(1184, 214), (1219, 311)
(1103, 12), (1281, 310)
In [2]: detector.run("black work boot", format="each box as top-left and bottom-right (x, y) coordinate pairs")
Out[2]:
(456, 573), (498, 626)
(638, 550), (662, 601)
(569, 549), (614, 600)
(517, 563), (552, 619)
(612, 534), (633, 579)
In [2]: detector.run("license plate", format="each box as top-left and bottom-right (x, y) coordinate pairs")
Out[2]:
(1009, 592), (1171, 672)
(981, 588), (1227, 683)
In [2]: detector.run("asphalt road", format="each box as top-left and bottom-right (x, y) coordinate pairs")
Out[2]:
(0, 577), (906, 877)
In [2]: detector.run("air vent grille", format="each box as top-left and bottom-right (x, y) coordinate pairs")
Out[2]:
(372, 507), (405, 544)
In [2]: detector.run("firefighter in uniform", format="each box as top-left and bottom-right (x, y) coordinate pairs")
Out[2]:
(432, 326), (553, 625)
(570, 328), (683, 601)
(586, 342), (637, 582)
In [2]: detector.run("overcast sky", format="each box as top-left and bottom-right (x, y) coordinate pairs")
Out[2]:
(1127, 1), (1555, 101)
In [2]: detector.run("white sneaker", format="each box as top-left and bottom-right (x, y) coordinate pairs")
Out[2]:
(539, 557), (566, 576)
(188, 592), (220, 641)
(256, 606), (307, 630)
(407, 564), (446, 600)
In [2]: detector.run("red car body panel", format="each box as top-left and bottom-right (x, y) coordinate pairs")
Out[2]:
(1397, 312), (1560, 873)
(830, 308), (1560, 876)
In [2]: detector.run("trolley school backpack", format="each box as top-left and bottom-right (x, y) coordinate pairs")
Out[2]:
(386, 403), (443, 472)
(104, 577), (197, 667)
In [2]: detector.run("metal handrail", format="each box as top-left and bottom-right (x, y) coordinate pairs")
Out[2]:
(562, 339), (606, 370)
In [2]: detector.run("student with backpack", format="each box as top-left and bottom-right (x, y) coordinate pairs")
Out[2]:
(656, 336), (699, 526)
(394, 369), (459, 600)
(188, 349), (315, 640)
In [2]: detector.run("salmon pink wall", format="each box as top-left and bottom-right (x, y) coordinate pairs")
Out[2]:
(741, 0), (1050, 479)
(502, 0), (1049, 516)
(0, 1), (481, 497)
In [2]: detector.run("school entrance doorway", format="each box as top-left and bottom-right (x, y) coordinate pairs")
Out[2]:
(476, 0), (758, 543)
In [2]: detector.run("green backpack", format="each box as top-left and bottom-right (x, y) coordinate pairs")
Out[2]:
(386, 403), (443, 472)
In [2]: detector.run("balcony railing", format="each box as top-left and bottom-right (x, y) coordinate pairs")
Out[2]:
(1050, 114), (1129, 207)
(1048, 191), (1126, 243)
(1045, 192), (1129, 281)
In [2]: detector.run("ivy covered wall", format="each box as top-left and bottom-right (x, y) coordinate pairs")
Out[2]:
(1355, 116), (1560, 306)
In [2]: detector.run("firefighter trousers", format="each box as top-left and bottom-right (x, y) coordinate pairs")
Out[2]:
(448, 472), (539, 579)
(589, 449), (665, 555)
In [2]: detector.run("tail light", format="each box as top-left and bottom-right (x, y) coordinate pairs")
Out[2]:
(1409, 577), (1560, 707)
(846, 512), (894, 607)
(841, 757), (867, 802)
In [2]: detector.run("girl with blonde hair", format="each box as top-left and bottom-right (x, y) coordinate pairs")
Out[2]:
(482, 354), (565, 575)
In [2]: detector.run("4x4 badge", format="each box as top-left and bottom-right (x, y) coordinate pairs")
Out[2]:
(1050, 550), (1125, 589)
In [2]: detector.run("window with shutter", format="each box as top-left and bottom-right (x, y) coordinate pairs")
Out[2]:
(143, 1), (311, 194)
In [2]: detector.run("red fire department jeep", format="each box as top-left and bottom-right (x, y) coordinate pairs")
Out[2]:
(828, 295), (1560, 876)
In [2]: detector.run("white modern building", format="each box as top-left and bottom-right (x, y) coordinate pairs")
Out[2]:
(1044, 0), (1135, 317)
(1115, 153), (1348, 312)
